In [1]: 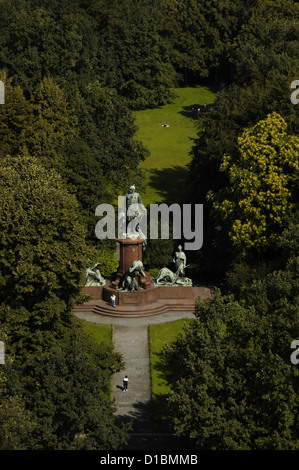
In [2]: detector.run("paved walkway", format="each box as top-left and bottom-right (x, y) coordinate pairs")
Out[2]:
(75, 311), (196, 434)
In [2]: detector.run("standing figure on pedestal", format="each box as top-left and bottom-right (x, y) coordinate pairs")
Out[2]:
(121, 185), (147, 240)
(173, 245), (187, 278)
(155, 246), (191, 286)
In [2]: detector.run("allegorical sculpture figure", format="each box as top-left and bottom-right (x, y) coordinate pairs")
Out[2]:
(119, 260), (145, 291)
(85, 262), (106, 286)
(155, 245), (192, 286)
(119, 185), (147, 240)
(155, 267), (178, 285)
(173, 245), (187, 277)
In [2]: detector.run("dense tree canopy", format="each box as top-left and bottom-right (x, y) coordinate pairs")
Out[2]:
(0, 0), (298, 451)
(161, 0), (249, 84)
(0, 0), (175, 108)
(2, 329), (127, 450)
(88, 0), (176, 109)
(0, 156), (86, 320)
(0, 156), (127, 449)
(165, 265), (299, 449)
(187, 0), (299, 280)
(0, 0), (99, 96)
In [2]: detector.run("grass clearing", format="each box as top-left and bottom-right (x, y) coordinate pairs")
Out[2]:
(81, 321), (113, 345)
(134, 87), (216, 205)
(149, 317), (193, 421)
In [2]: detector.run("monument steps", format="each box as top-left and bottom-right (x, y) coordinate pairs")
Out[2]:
(73, 286), (211, 318)
(74, 301), (194, 317)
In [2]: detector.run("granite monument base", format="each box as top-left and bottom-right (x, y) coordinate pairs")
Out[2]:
(111, 237), (152, 290)
(74, 283), (211, 318)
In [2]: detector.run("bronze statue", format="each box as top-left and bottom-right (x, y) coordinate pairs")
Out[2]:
(121, 185), (147, 240)
(85, 262), (106, 286)
(119, 260), (145, 291)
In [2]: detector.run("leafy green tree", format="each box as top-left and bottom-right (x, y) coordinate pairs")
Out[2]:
(3, 327), (126, 450)
(89, 0), (175, 109)
(0, 71), (35, 156)
(161, 0), (249, 85)
(208, 113), (299, 255)
(29, 76), (78, 168)
(78, 81), (148, 191)
(62, 81), (149, 238)
(0, 155), (87, 331)
(165, 274), (299, 449)
(0, 370), (36, 450)
(0, 0), (175, 110)
(0, 74), (149, 241)
(0, 0), (99, 97)
(0, 155), (128, 449)
(229, 0), (299, 86)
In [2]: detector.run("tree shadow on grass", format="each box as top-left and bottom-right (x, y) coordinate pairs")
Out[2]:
(147, 166), (191, 205)
(179, 103), (202, 120)
(152, 350), (173, 384)
(150, 349), (175, 423)
(179, 103), (214, 120)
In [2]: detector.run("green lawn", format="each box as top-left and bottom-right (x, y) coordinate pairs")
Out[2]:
(81, 321), (113, 345)
(134, 87), (216, 205)
(149, 317), (193, 421)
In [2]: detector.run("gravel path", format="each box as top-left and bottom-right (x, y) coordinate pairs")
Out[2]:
(75, 311), (195, 431)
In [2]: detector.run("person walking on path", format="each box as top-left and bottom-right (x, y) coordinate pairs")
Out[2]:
(110, 294), (116, 308)
(123, 375), (129, 392)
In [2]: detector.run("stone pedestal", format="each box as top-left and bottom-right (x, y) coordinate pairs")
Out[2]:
(75, 283), (212, 317)
(118, 238), (144, 274)
(102, 283), (193, 306)
(111, 237), (152, 290)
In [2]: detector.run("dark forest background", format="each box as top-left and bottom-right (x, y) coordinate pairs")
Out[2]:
(0, 0), (298, 450)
